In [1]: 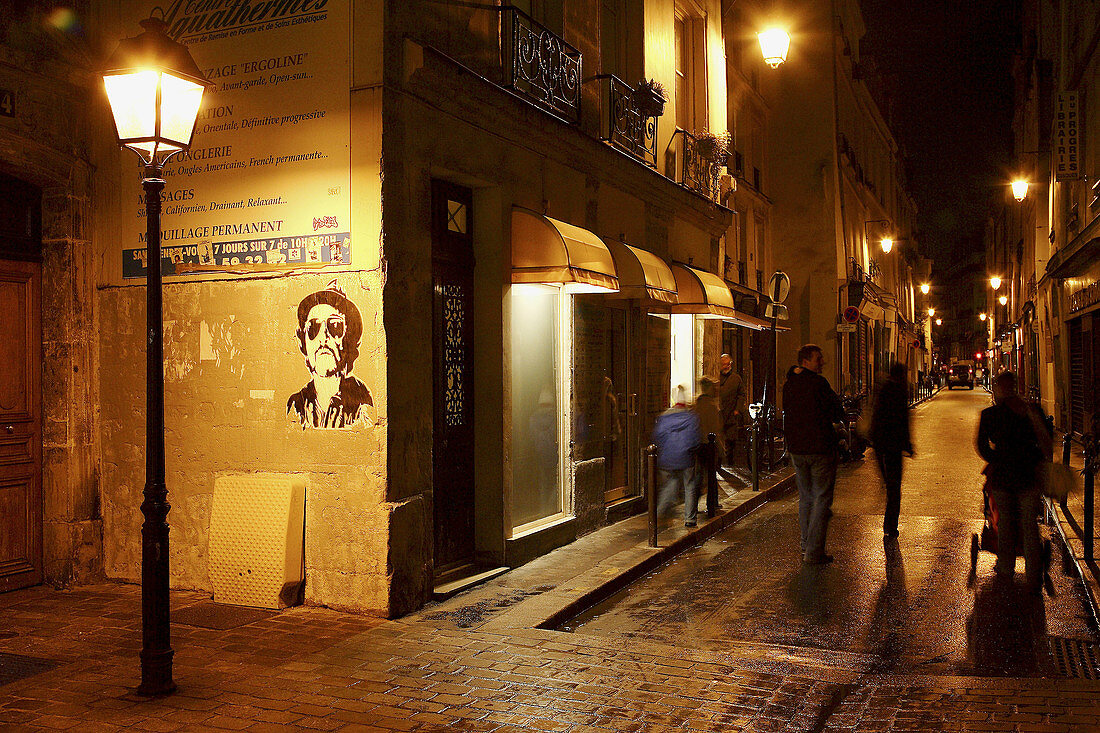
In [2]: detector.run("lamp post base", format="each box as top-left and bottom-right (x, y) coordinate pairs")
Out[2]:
(137, 648), (176, 696)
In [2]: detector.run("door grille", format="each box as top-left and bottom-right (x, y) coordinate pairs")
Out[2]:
(1049, 636), (1100, 679)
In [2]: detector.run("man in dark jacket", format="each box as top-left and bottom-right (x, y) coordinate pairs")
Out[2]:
(653, 386), (702, 527)
(870, 362), (914, 539)
(977, 371), (1052, 592)
(782, 344), (844, 564)
(719, 354), (745, 465)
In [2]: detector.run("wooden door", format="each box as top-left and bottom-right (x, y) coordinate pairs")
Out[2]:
(431, 180), (476, 575)
(0, 258), (42, 592)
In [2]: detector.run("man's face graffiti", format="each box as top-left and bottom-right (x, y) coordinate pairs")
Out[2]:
(303, 303), (347, 377)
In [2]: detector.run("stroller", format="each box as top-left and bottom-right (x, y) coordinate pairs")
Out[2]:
(969, 487), (1052, 573)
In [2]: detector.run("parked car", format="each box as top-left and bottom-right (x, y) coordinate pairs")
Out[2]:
(947, 363), (974, 389)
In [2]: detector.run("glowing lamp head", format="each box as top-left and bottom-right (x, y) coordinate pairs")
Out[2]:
(927, 307), (935, 317)
(1011, 179), (1028, 202)
(920, 283), (930, 295)
(880, 237), (894, 254)
(935, 318), (942, 326)
(979, 312), (987, 321)
(102, 16), (210, 166)
(999, 295), (1008, 306)
(990, 276), (1002, 290)
(758, 28), (790, 68)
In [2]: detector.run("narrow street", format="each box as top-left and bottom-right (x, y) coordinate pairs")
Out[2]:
(563, 388), (1099, 678)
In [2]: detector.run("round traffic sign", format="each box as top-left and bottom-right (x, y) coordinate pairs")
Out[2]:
(843, 305), (860, 324)
(768, 271), (790, 304)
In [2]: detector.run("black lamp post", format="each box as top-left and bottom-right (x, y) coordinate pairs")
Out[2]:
(102, 15), (210, 696)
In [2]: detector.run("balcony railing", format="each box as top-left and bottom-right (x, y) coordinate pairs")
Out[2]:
(673, 129), (721, 200)
(501, 7), (581, 122)
(594, 74), (657, 167)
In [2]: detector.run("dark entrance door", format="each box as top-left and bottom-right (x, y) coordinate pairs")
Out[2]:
(431, 180), (476, 575)
(0, 258), (42, 592)
(603, 307), (631, 504)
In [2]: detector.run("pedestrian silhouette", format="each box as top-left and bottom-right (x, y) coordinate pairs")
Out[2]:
(976, 370), (1053, 593)
(870, 362), (914, 538)
(782, 344), (844, 565)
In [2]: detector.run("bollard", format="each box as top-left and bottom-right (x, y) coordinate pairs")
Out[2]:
(1085, 435), (1097, 562)
(706, 432), (719, 518)
(1064, 433), (1073, 466)
(646, 444), (658, 548)
(751, 417), (760, 492)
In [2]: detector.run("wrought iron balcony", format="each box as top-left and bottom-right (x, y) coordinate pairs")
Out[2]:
(594, 74), (657, 167)
(501, 7), (581, 122)
(673, 129), (721, 200)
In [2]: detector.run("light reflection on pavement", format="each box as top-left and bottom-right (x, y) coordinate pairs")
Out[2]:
(563, 388), (1097, 677)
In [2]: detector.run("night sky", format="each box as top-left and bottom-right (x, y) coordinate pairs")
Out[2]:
(858, 0), (1020, 274)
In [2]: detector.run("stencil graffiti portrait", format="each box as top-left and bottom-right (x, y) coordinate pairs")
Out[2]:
(287, 281), (373, 428)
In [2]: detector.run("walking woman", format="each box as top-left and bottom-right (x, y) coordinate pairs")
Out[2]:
(870, 362), (914, 539)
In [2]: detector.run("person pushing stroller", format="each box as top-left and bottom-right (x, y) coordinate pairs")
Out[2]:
(975, 371), (1053, 593)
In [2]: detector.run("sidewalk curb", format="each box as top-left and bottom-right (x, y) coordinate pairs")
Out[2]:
(482, 471), (797, 633)
(1047, 497), (1100, 629)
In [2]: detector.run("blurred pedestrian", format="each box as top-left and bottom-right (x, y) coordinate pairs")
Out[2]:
(653, 385), (702, 527)
(870, 362), (914, 539)
(694, 377), (724, 466)
(719, 354), (745, 465)
(976, 371), (1053, 593)
(783, 344), (844, 565)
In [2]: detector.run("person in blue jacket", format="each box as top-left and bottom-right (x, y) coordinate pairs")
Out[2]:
(653, 385), (702, 527)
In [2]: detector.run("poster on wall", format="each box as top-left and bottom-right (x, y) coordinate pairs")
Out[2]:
(119, 0), (351, 278)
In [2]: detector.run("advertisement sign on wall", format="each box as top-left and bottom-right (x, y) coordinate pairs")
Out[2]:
(119, 0), (350, 279)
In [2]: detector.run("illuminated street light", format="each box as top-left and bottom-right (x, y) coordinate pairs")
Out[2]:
(990, 276), (1002, 290)
(927, 307), (935, 317)
(999, 295), (1008, 306)
(936, 318), (942, 326)
(880, 237), (894, 254)
(102, 13), (211, 697)
(1011, 179), (1029, 202)
(758, 28), (790, 68)
(979, 313), (987, 321)
(920, 283), (930, 295)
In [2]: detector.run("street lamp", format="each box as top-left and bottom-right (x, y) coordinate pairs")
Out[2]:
(102, 14), (210, 697)
(758, 28), (790, 68)
(1011, 179), (1029, 202)
(980, 312), (987, 321)
(927, 307), (935, 317)
(864, 219), (895, 254)
(920, 283), (930, 295)
(990, 276), (1002, 291)
(936, 318), (942, 326)
(999, 294), (1008, 306)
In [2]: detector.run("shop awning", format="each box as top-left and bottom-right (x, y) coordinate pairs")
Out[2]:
(726, 310), (775, 330)
(511, 209), (619, 291)
(669, 264), (737, 319)
(604, 239), (677, 305)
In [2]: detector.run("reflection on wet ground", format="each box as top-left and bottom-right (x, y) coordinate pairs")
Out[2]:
(562, 389), (1098, 677)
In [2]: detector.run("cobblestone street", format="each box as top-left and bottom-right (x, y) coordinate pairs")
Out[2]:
(3, 392), (1100, 731)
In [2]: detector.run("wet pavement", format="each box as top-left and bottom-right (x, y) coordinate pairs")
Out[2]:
(4, 390), (1100, 731)
(562, 388), (1099, 678)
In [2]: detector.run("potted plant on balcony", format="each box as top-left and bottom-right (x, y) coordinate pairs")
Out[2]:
(695, 130), (730, 161)
(632, 78), (667, 118)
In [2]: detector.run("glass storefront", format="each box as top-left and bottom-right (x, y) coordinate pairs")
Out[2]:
(510, 284), (564, 529)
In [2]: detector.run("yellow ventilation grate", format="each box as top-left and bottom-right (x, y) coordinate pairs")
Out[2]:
(210, 474), (306, 609)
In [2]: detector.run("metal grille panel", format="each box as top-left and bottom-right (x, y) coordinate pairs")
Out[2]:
(1049, 636), (1100, 679)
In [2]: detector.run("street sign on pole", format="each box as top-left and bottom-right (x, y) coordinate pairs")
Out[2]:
(768, 271), (790, 304)
(764, 303), (788, 320)
(837, 323), (857, 333)
(842, 306), (860, 324)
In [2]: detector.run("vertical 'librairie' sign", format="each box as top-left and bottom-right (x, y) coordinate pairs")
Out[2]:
(120, 0), (351, 278)
(1055, 91), (1081, 182)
